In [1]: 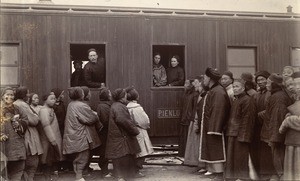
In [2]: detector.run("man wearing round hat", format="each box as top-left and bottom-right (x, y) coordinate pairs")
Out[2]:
(198, 67), (231, 176)
(249, 70), (276, 180)
(259, 73), (293, 180)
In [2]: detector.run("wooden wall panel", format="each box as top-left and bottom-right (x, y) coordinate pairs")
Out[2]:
(1, 12), (300, 141)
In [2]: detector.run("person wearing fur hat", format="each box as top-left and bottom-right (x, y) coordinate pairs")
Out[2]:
(71, 60), (85, 87)
(259, 73), (293, 180)
(241, 72), (257, 97)
(249, 70), (275, 180)
(279, 71), (300, 180)
(198, 67), (231, 176)
(105, 88), (140, 181)
(220, 71), (234, 104)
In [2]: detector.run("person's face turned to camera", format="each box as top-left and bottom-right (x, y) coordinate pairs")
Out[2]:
(88, 50), (98, 63)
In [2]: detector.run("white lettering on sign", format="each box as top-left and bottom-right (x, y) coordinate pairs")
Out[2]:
(157, 108), (181, 119)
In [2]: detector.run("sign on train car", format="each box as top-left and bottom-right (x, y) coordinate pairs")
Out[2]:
(157, 108), (181, 119)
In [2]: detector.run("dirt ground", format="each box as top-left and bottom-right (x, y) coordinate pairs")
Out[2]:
(34, 164), (221, 181)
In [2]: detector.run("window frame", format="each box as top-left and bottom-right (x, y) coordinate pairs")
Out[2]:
(290, 46), (300, 67)
(0, 41), (22, 88)
(226, 45), (258, 78)
(151, 43), (187, 90)
(68, 41), (107, 89)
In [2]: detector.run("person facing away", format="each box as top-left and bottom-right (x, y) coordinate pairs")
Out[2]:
(259, 73), (293, 180)
(83, 48), (105, 88)
(50, 88), (66, 138)
(96, 87), (113, 178)
(71, 60), (86, 87)
(126, 87), (154, 177)
(1, 87), (27, 181)
(105, 88), (140, 181)
(225, 79), (256, 180)
(63, 87), (101, 181)
(13, 87), (43, 181)
(241, 72), (257, 97)
(152, 53), (167, 87)
(166, 55), (185, 86)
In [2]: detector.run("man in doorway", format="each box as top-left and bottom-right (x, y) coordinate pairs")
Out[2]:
(83, 48), (105, 88)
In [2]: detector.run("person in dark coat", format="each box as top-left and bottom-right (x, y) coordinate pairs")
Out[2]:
(259, 73), (293, 180)
(241, 72), (257, 97)
(13, 87), (43, 181)
(71, 60), (86, 87)
(105, 88), (140, 181)
(1, 87), (27, 181)
(83, 48), (105, 88)
(63, 87), (101, 181)
(220, 71), (234, 104)
(249, 70), (275, 180)
(199, 67), (231, 176)
(178, 79), (196, 157)
(225, 79), (256, 180)
(166, 55), (185, 86)
(96, 87), (113, 177)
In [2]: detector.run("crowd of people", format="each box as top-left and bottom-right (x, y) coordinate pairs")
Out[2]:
(0, 86), (153, 181)
(1, 65), (300, 181)
(179, 66), (300, 180)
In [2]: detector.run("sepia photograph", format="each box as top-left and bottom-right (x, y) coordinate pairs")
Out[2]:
(0, 0), (300, 180)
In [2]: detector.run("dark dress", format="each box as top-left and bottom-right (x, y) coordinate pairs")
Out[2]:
(166, 66), (185, 86)
(96, 100), (112, 174)
(83, 59), (105, 88)
(225, 92), (256, 180)
(260, 87), (293, 177)
(199, 83), (231, 163)
(105, 100), (140, 179)
(178, 89), (198, 157)
(53, 101), (66, 137)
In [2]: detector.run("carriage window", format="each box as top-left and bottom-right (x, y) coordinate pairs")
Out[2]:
(291, 47), (300, 67)
(152, 45), (185, 87)
(0, 43), (20, 87)
(227, 47), (256, 78)
(70, 44), (106, 88)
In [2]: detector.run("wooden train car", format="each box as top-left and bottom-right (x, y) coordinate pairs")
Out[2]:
(1, 3), (300, 144)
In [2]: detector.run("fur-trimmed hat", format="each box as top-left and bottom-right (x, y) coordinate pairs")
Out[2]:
(268, 73), (283, 86)
(205, 67), (221, 82)
(255, 71), (271, 83)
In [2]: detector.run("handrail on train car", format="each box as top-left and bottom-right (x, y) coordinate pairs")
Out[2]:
(0, 3), (300, 20)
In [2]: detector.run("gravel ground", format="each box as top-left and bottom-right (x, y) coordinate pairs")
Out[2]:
(34, 164), (222, 181)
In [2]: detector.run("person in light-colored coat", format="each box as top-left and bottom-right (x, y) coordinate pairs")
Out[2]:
(13, 87), (43, 181)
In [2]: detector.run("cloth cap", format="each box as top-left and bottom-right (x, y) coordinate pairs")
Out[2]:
(223, 71), (233, 81)
(112, 88), (126, 101)
(205, 67), (221, 81)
